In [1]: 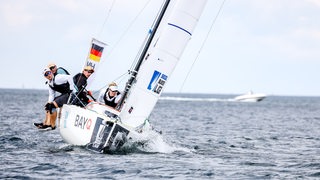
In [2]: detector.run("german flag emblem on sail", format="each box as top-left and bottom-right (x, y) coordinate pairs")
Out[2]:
(89, 43), (104, 62)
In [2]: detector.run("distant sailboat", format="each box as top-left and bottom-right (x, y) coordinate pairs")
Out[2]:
(234, 91), (267, 102)
(58, 0), (208, 153)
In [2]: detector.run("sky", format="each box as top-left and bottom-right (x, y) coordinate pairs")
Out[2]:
(1, 0), (320, 96)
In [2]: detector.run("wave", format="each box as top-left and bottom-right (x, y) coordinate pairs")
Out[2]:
(123, 129), (192, 154)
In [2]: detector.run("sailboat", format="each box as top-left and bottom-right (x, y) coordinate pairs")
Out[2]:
(59, 0), (208, 153)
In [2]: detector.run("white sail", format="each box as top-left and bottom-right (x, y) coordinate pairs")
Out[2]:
(119, 0), (208, 128)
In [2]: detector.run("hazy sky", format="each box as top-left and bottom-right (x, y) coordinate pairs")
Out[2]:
(1, 0), (320, 96)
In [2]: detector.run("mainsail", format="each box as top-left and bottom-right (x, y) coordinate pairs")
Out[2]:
(119, 0), (208, 128)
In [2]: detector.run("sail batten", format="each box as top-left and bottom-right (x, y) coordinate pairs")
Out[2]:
(167, 23), (192, 35)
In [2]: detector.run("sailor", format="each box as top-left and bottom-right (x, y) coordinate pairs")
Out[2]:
(47, 63), (70, 75)
(98, 82), (122, 108)
(34, 67), (74, 130)
(71, 66), (94, 107)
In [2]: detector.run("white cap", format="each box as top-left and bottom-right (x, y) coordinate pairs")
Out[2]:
(43, 68), (51, 75)
(84, 65), (94, 72)
(109, 85), (118, 91)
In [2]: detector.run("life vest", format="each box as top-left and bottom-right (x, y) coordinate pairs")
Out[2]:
(45, 67), (71, 94)
(72, 73), (89, 104)
(73, 73), (87, 91)
(103, 88), (120, 107)
(56, 67), (70, 75)
(49, 75), (70, 94)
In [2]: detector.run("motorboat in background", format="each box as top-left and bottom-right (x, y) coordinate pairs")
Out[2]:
(234, 91), (267, 102)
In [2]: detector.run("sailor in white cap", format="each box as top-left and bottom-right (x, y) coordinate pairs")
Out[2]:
(98, 82), (122, 108)
(34, 67), (74, 130)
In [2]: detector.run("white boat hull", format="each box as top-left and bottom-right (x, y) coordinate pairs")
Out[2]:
(234, 93), (267, 102)
(59, 103), (131, 152)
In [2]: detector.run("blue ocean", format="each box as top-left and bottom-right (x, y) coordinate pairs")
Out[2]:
(1, 89), (319, 179)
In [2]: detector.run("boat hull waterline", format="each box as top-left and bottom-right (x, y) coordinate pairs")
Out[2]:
(59, 104), (133, 152)
(234, 93), (267, 102)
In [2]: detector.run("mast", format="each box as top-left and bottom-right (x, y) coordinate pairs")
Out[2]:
(116, 0), (171, 110)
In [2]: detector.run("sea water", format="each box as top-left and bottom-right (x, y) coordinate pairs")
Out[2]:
(0, 89), (319, 179)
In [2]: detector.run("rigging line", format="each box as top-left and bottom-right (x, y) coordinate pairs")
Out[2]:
(93, 0), (152, 94)
(103, 0), (152, 60)
(95, 71), (128, 95)
(97, 0), (117, 38)
(116, 0), (171, 110)
(179, 0), (227, 93)
(128, 0), (168, 71)
(130, 32), (150, 71)
(95, 0), (152, 87)
(128, 0), (167, 80)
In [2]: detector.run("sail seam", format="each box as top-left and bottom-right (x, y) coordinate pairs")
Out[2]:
(168, 23), (191, 36)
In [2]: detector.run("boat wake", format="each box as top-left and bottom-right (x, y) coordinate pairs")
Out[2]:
(160, 96), (235, 102)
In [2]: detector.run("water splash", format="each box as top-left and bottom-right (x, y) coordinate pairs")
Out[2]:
(125, 129), (192, 154)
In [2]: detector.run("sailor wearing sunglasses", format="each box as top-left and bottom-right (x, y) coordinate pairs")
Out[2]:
(34, 67), (74, 130)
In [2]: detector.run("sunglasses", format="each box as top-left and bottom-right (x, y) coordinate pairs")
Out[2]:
(84, 70), (94, 73)
(44, 71), (52, 77)
(49, 66), (56, 70)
